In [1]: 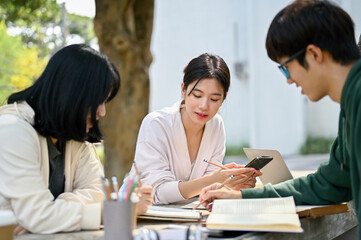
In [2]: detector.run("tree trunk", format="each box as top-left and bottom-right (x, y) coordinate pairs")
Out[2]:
(94, 0), (154, 179)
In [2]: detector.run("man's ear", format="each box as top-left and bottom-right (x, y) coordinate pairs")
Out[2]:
(306, 44), (324, 63)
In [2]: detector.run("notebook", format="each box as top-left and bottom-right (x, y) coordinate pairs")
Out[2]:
(138, 206), (202, 221)
(243, 148), (293, 185)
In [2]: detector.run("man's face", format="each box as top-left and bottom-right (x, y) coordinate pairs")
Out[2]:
(278, 55), (327, 102)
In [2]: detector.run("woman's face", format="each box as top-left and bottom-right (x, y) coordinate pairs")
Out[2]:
(181, 78), (225, 127)
(86, 102), (106, 133)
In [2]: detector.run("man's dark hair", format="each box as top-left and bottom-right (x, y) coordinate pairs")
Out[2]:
(266, 0), (360, 67)
(8, 44), (120, 143)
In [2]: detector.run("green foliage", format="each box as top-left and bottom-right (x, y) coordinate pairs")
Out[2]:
(300, 137), (335, 155)
(225, 142), (250, 156)
(0, 0), (96, 104)
(0, 22), (46, 104)
(0, 1), (96, 56)
(0, 0), (59, 23)
(95, 144), (105, 164)
(67, 13), (95, 46)
(0, 0), (61, 56)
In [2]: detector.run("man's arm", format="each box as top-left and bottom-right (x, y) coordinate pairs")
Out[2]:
(241, 137), (352, 205)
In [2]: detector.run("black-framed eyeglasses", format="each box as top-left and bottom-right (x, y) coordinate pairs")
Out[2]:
(278, 48), (306, 79)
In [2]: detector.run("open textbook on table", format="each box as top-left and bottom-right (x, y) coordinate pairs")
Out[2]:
(206, 196), (303, 233)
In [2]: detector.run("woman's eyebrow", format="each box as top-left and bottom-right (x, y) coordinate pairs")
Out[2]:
(193, 88), (222, 96)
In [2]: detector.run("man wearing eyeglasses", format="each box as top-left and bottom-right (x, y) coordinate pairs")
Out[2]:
(199, 0), (361, 235)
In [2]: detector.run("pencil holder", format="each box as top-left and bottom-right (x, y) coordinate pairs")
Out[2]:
(132, 202), (138, 230)
(104, 201), (134, 240)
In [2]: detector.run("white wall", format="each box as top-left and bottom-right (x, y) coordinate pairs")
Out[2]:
(150, 0), (251, 147)
(245, 0), (306, 155)
(150, 0), (360, 155)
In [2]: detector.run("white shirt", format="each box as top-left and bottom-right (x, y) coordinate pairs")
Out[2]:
(0, 102), (103, 233)
(132, 101), (225, 204)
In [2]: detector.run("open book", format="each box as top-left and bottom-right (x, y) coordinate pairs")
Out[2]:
(296, 203), (349, 218)
(138, 206), (202, 222)
(206, 196), (302, 233)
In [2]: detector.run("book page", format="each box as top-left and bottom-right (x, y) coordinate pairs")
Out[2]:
(207, 213), (300, 226)
(212, 196), (296, 215)
(207, 213), (302, 232)
(141, 206), (201, 219)
(181, 200), (206, 210)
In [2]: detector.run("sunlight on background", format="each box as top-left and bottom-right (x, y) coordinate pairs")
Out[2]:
(57, 0), (95, 18)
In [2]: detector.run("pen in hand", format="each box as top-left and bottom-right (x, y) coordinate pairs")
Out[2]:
(192, 175), (234, 210)
(203, 159), (227, 170)
(133, 162), (143, 187)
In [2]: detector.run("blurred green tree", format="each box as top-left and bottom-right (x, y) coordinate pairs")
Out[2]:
(0, 0), (61, 56)
(0, 22), (46, 104)
(0, 0), (95, 104)
(67, 13), (96, 46)
(0, 0), (95, 55)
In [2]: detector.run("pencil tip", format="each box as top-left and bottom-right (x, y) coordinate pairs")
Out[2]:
(203, 159), (208, 163)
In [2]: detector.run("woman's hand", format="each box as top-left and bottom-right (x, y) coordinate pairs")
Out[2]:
(14, 223), (29, 236)
(223, 162), (243, 169)
(198, 183), (242, 211)
(223, 162), (263, 190)
(136, 186), (153, 215)
(209, 165), (262, 191)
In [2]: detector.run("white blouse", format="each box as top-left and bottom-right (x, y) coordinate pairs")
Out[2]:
(132, 100), (226, 204)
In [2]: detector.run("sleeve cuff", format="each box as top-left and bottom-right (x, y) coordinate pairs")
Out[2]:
(241, 187), (265, 199)
(154, 181), (185, 204)
(81, 203), (101, 230)
(241, 183), (281, 199)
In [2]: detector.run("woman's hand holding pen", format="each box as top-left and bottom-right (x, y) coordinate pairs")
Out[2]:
(198, 182), (243, 211)
(209, 165), (262, 191)
(224, 162), (263, 177)
(209, 167), (241, 184)
(135, 185), (153, 215)
(227, 166), (262, 190)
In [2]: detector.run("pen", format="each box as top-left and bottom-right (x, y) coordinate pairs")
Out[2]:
(101, 177), (112, 201)
(112, 176), (119, 200)
(133, 162), (143, 187)
(203, 159), (227, 170)
(124, 178), (134, 201)
(192, 175), (234, 210)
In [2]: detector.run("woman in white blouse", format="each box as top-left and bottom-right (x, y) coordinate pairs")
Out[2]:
(132, 53), (261, 204)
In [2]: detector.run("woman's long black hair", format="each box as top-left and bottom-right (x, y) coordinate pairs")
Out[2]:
(8, 44), (120, 143)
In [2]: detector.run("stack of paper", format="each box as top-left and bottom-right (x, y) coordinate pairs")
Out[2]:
(139, 206), (202, 221)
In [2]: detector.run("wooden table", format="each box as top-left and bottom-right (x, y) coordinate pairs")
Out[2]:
(15, 171), (358, 239)
(15, 200), (358, 240)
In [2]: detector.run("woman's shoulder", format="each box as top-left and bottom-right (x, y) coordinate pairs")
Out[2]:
(208, 113), (224, 128)
(0, 106), (40, 148)
(0, 103), (37, 135)
(142, 101), (181, 128)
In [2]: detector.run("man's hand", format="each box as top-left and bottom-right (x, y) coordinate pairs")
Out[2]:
(199, 183), (243, 211)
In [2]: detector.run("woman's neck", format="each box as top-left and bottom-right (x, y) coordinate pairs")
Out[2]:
(50, 137), (58, 145)
(180, 108), (205, 137)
